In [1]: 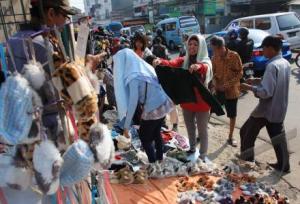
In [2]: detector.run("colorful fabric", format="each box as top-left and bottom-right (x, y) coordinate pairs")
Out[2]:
(0, 44), (7, 78)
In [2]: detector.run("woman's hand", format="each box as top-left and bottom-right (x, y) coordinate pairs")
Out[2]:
(152, 58), (161, 68)
(189, 64), (207, 74)
(123, 129), (130, 138)
(189, 64), (200, 73)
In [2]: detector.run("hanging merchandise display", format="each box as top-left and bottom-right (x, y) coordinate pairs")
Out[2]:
(51, 29), (99, 143)
(59, 139), (94, 187)
(89, 123), (115, 169)
(22, 38), (46, 91)
(0, 74), (36, 145)
(0, 43), (8, 79)
(33, 140), (63, 195)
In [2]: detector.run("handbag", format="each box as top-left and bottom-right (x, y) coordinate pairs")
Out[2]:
(132, 82), (148, 125)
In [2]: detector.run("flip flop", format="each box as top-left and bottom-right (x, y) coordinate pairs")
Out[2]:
(227, 138), (238, 147)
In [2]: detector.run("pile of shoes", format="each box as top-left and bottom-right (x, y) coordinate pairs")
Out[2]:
(235, 193), (290, 204)
(226, 173), (256, 185)
(177, 189), (218, 204)
(214, 178), (235, 201)
(110, 166), (148, 184)
(176, 177), (201, 192)
(197, 175), (215, 191)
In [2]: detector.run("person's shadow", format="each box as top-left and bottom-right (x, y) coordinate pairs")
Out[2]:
(292, 68), (300, 85)
(208, 143), (228, 161)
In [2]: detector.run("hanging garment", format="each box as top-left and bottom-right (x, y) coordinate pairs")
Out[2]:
(155, 66), (225, 116)
(0, 75), (34, 145)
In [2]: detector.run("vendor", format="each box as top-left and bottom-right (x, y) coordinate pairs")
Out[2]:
(153, 34), (212, 161)
(113, 48), (173, 168)
(7, 0), (105, 138)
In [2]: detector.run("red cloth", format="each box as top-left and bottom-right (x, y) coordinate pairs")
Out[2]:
(159, 57), (210, 112)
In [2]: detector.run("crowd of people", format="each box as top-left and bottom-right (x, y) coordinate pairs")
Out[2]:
(1, 0), (291, 187)
(92, 25), (291, 174)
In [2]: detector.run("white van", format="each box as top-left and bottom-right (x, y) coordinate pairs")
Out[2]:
(120, 25), (146, 37)
(225, 12), (300, 49)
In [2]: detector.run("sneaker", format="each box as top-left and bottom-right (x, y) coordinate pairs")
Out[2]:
(186, 149), (196, 155)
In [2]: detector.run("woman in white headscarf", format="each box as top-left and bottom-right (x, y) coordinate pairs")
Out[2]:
(113, 48), (173, 167)
(153, 34), (212, 160)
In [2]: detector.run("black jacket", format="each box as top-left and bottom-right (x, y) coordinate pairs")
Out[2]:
(155, 66), (225, 116)
(237, 38), (254, 64)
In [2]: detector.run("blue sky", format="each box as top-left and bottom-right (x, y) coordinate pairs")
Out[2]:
(70, 0), (85, 12)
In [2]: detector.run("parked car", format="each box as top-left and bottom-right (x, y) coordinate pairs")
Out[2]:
(225, 12), (300, 49)
(106, 22), (123, 37)
(206, 29), (292, 75)
(120, 25), (146, 37)
(155, 16), (200, 50)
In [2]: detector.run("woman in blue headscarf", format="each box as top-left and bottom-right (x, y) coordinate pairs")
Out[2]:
(113, 48), (173, 166)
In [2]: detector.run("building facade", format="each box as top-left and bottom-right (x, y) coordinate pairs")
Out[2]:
(110, 0), (134, 22)
(84, 0), (112, 26)
(230, 0), (289, 17)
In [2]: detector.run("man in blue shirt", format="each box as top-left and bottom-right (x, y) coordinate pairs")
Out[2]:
(241, 36), (291, 173)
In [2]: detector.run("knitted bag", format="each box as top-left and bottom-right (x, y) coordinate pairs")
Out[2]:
(60, 139), (94, 186)
(0, 75), (33, 145)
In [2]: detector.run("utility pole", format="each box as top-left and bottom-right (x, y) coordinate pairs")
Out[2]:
(148, 0), (154, 24)
(198, 0), (205, 34)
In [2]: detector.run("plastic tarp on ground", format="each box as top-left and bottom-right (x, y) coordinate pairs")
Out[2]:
(110, 175), (243, 204)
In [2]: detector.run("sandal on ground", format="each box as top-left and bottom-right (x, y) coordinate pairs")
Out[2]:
(133, 170), (148, 184)
(227, 138), (238, 147)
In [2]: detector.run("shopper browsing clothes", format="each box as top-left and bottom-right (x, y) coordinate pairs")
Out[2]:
(153, 34), (212, 160)
(151, 37), (179, 131)
(113, 48), (173, 168)
(210, 36), (243, 147)
(240, 36), (291, 173)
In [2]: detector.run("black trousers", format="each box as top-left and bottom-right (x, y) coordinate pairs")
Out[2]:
(240, 117), (290, 169)
(139, 117), (164, 163)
